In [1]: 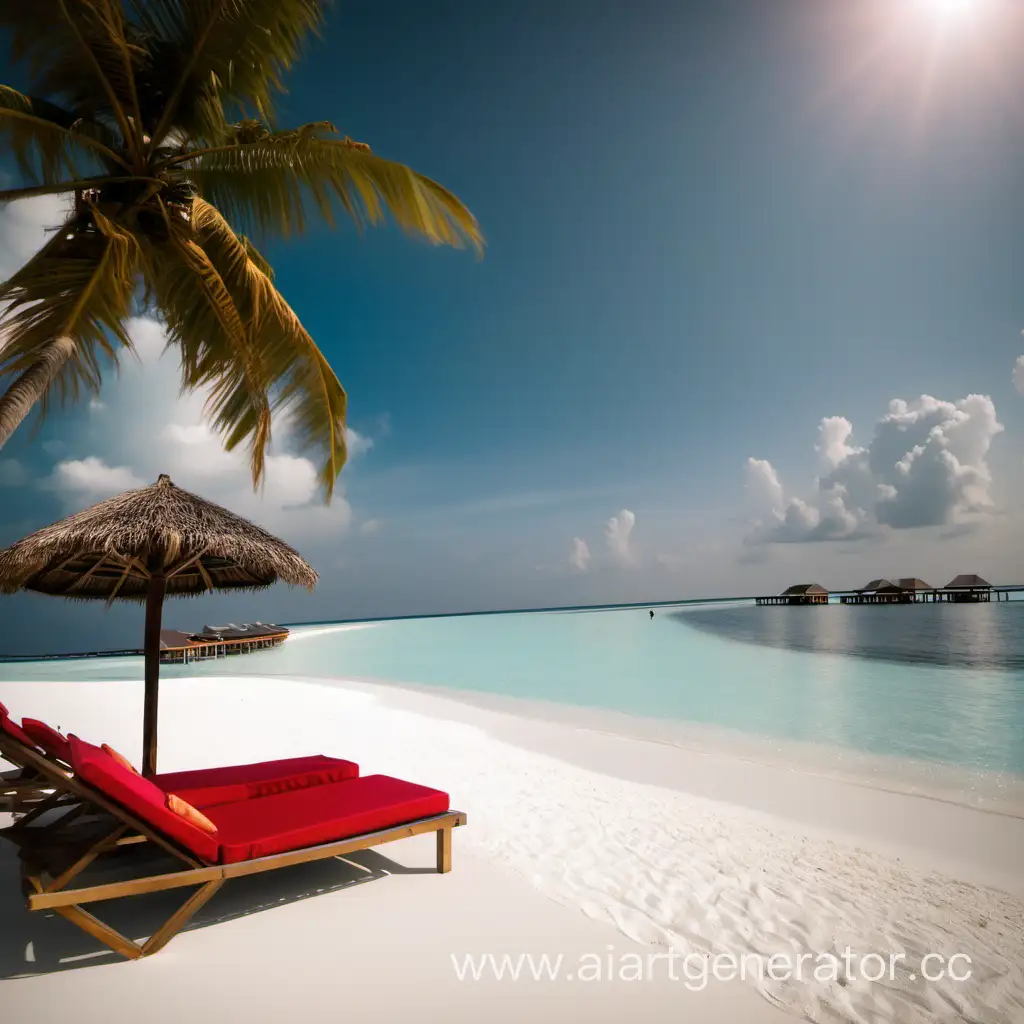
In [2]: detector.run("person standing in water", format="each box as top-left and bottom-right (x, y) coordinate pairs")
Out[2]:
(649, 610), (654, 619)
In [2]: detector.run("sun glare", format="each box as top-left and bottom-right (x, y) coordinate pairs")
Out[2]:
(924, 0), (980, 18)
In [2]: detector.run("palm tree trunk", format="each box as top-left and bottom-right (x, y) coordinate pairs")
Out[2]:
(0, 336), (76, 449)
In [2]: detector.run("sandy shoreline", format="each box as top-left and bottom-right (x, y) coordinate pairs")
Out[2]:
(301, 672), (1024, 816)
(305, 676), (1024, 892)
(2, 673), (1023, 1023)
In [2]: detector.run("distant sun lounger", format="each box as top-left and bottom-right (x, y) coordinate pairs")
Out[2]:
(0, 705), (465, 959)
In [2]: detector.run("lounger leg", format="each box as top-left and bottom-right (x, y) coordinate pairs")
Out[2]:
(47, 880), (225, 961)
(53, 904), (144, 960)
(436, 826), (452, 873)
(142, 879), (225, 957)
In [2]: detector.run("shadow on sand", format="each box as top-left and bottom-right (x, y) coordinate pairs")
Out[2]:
(0, 842), (432, 979)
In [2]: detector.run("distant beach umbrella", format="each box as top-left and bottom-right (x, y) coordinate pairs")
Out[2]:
(0, 474), (317, 775)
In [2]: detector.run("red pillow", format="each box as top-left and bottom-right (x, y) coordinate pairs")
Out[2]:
(0, 700), (8, 716)
(22, 719), (73, 763)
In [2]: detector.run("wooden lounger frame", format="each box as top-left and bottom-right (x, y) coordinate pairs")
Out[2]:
(1, 764), (62, 814)
(0, 732), (465, 960)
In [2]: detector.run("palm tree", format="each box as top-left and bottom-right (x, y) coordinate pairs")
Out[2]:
(0, 0), (482, 499)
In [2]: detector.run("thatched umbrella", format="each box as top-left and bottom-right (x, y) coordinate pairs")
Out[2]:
(0, 474), (317, 775)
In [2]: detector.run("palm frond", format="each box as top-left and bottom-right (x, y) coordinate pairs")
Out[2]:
(0, 86), (126, 181)
(132, 0), (327, 146)
(139, 196), (274, 486)
(0, 175), (163, 204)
(0, 2), (481, 502)
(1, 1), (144, 145)
(196, 200), (348, 498)
(0, 204), (139, 413)
(184, 125), (484, 252)
(162, 198), (347, 498)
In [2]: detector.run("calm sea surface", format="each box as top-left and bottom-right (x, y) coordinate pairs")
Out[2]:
(2, 600), (1023, 776)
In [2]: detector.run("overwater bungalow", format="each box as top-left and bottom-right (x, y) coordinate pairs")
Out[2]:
(841, 579), (903, 604)
(159, 622), (290, 663)
(942, 574), (999, 603)
(756, 583), (829, 606)
(759, 572), (1013, 608)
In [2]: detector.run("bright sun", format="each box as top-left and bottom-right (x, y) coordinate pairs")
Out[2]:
(926, 0), (979, 16)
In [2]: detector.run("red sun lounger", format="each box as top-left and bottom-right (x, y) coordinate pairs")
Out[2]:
(0, 728), (465, 960)
(0, 704), (57, 812)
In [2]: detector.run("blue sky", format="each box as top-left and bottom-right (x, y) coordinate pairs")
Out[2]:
(2, 0), (1024, 654)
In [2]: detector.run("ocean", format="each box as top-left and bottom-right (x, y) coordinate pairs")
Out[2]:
(2, 600), (1023, 778)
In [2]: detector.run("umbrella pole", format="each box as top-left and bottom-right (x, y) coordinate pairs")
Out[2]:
(142, 573), (167, 777)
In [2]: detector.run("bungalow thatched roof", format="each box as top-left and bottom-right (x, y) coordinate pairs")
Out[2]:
(944, 574), (992, 590)
(0, 474), (317, 601)
(897, 578), (933, 591)
(781, 583), (828, 596)
(857, 578), (895, 593)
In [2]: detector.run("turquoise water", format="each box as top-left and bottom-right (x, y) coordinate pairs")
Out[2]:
(2, 602), (1023, 776)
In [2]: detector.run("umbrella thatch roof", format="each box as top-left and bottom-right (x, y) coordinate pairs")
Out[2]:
(0, 474), (317, 601)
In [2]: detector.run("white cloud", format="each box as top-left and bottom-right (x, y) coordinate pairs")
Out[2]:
(261, 454), (320, 509)
(125, 315), (168, 362)
(0, 458), (28, 487)
(569, 536), (591, 572)
(34, 316), (369, 549)
(566, 509), (638, 571)
(745, 458), (785, 516)
(0, 195), (70, 282)
(359, 518), (382, 536)
(815, 416), (863, 470)
(604, 509), (636, 565)
(346, 428), (373, 459)
(45, 457), (145, 500)
(1014, 354), (1024, 396)
(745, 394), (1003, 545)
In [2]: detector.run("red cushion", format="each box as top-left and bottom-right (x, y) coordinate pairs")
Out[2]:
(68, 736), (219, 864)
(153, 755), (360, 809)
(209, 774), (450, 865)
(0, 700), (7, 716)
(0, 708), (38, 752)
(21, 719), (72, 763)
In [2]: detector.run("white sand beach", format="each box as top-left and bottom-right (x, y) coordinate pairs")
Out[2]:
(2, 674), (1023, 1024)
